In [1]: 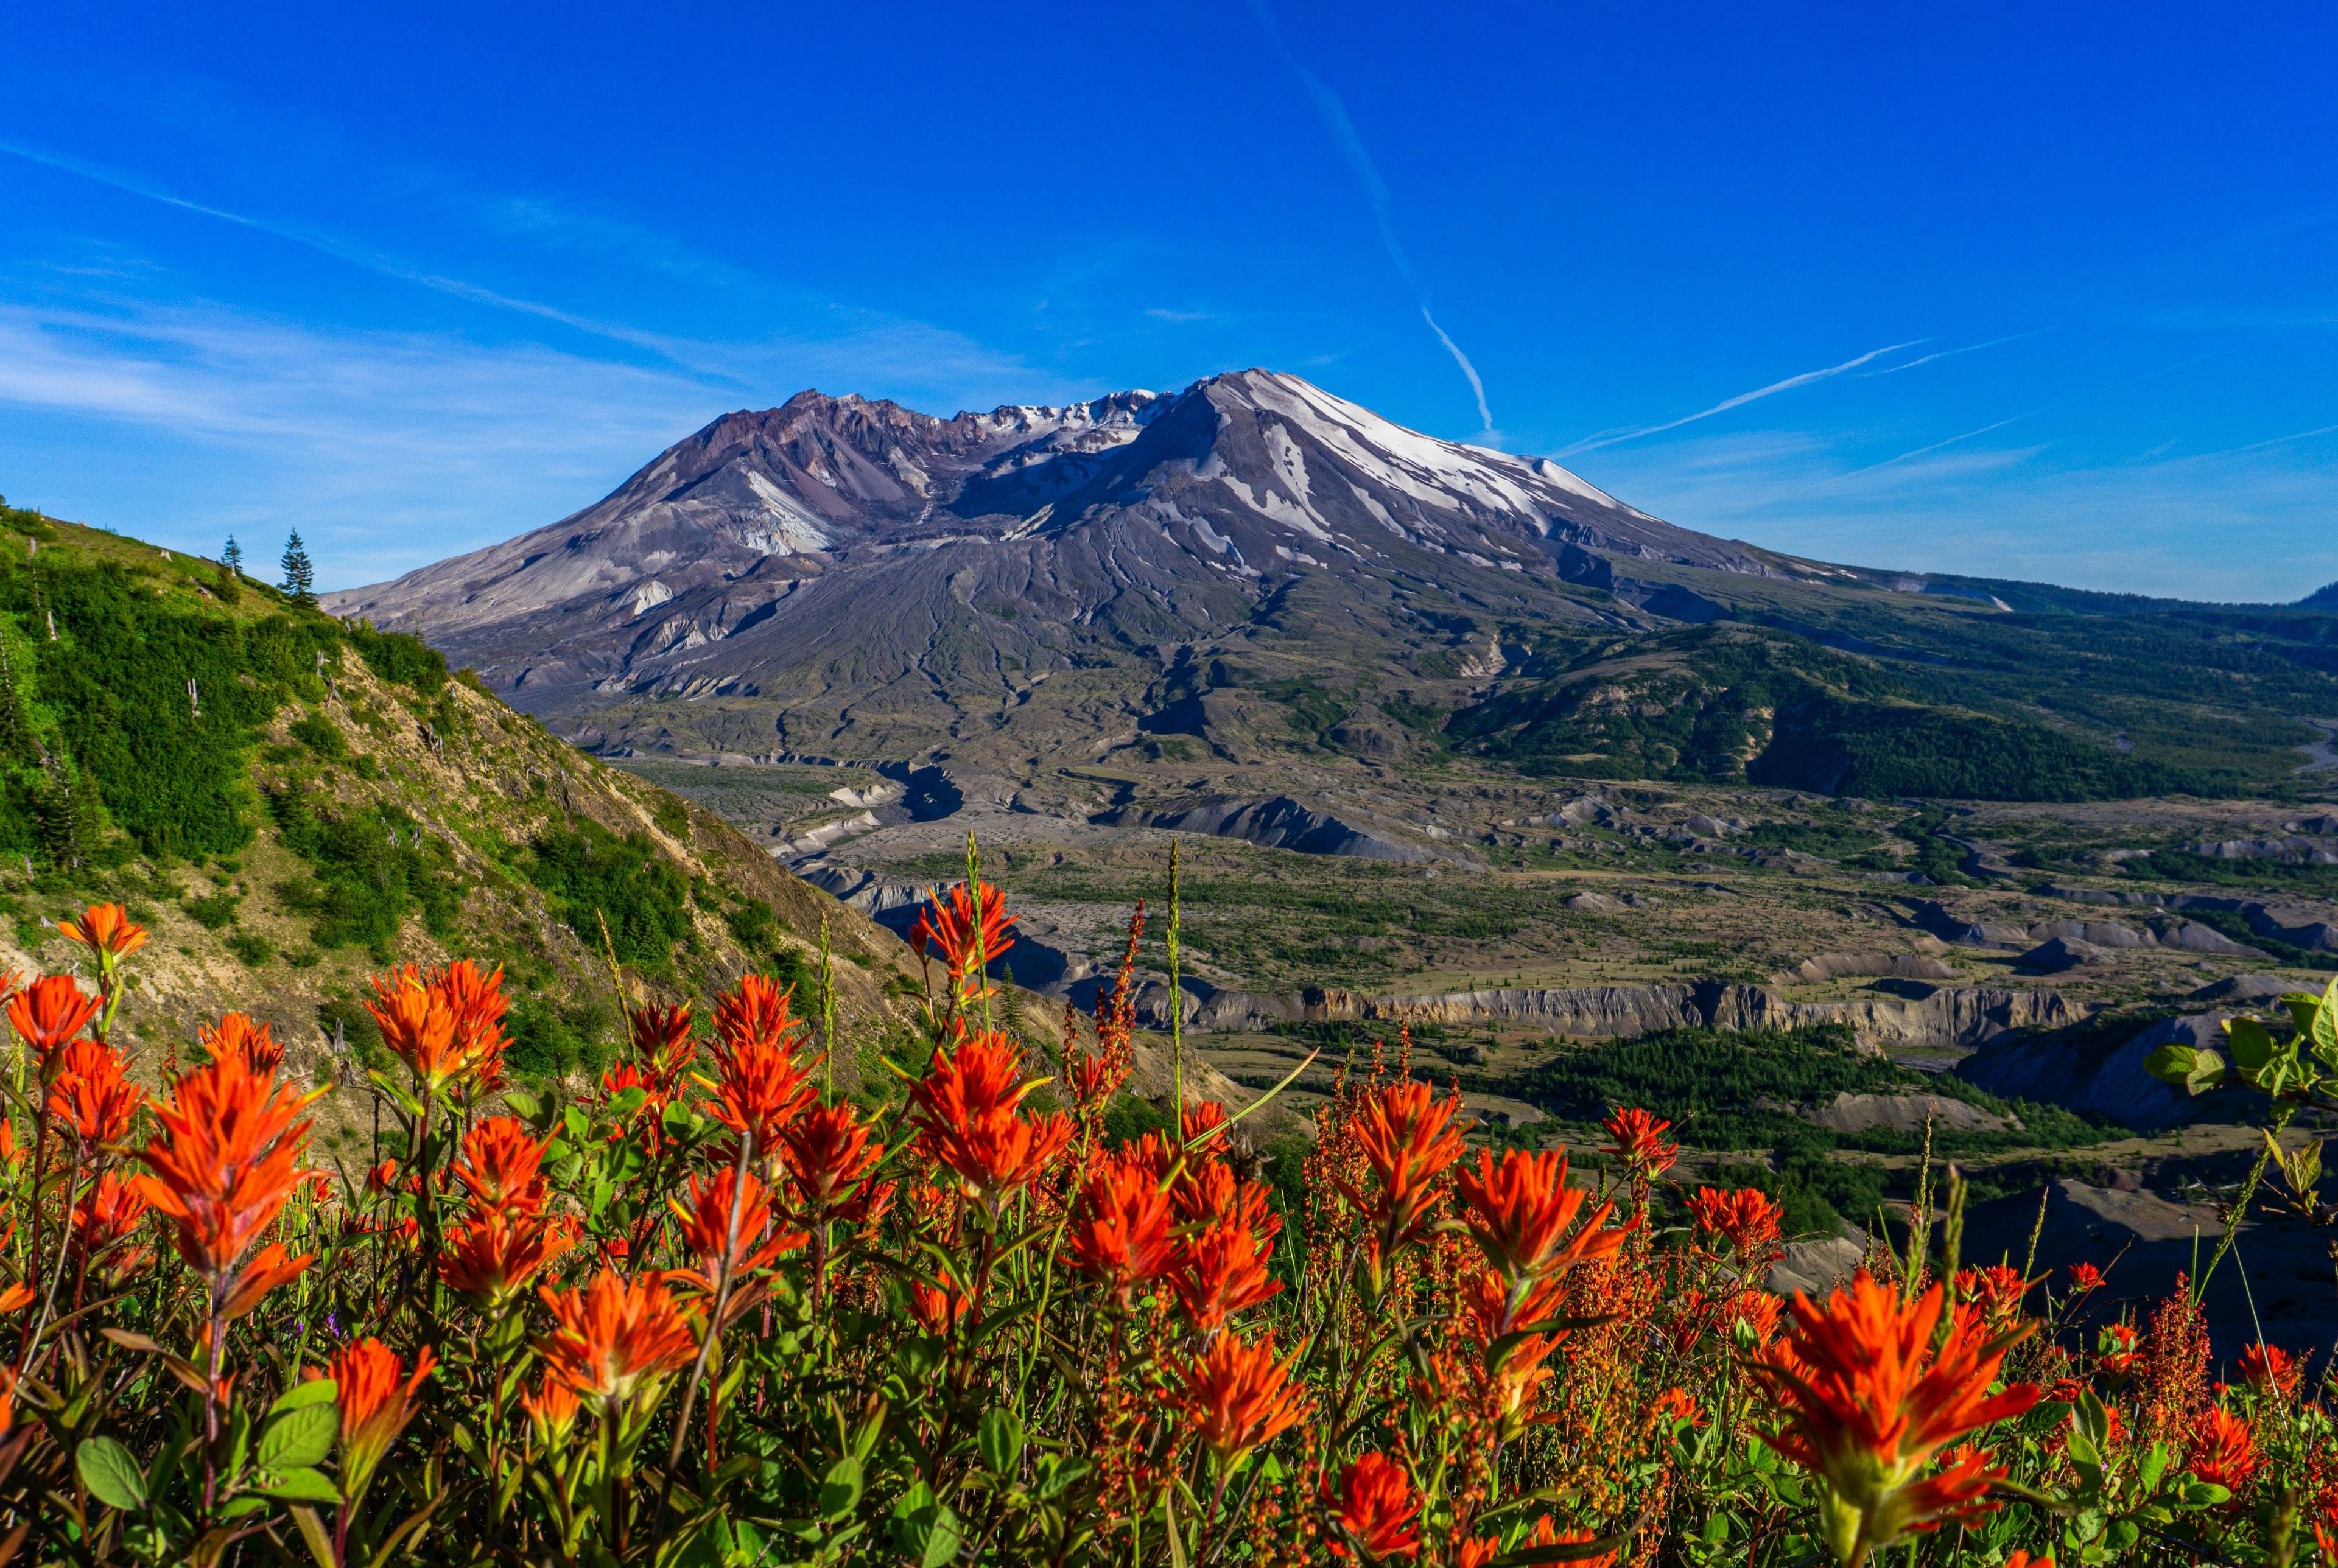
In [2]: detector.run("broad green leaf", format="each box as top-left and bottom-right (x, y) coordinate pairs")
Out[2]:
(2144, 1043), (2225, 1095)
(978, 1408), (1022, 1476)
(503, 1090), (544, 1120)
(78, 1437), (149, 1511)
(259, 1402), (339, 1471)
(268, 1377), (339, 1416)
(264, 1466), (344, 1503)
(820, 1456), (863, 1520)
(2224, 1017), (2277, 1072)
(2317, 976), (2338, 1054)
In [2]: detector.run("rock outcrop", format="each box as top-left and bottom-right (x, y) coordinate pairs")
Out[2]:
(1957, 1013), (2238, 1129)
(1094, 796), (1438, 863)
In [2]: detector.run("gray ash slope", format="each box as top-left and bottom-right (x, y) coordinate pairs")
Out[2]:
(327, 370), (1816, 761)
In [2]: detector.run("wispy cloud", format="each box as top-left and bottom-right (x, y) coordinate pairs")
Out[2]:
(1832, 408), (2051, 478)
(1244, 0), (1496, 438)
(1559, 341), (1922, 455)
(0, 289), (1091, 587)
(1859, 330), (2043, 376)
(1573, 422), (2338, 601)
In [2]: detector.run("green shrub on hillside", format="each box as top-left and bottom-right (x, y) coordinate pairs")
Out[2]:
(524, 819), (693, 975)
(345, 620), (448, 695)
(268, 789), (462, 957)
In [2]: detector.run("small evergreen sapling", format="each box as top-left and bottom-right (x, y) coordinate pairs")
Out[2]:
(279, 530), (316, 605)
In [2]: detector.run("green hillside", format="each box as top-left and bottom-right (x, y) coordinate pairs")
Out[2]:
(0, 499), (924, 1092)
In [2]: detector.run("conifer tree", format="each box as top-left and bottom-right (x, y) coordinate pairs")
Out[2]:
(222, 535), (244, 575)
(279, 530), (316, 605)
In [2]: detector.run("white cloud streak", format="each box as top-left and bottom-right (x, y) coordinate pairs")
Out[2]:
(1244, 0), (1495, 438)
(1560, 341), (1923, 455)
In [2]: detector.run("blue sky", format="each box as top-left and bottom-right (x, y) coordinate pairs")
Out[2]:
(2, 2), (2334, 598)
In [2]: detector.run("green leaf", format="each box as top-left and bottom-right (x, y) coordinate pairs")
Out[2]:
(259, 1402), (339, 1471)
(978, 1408), (1023, 1477)
(2224, 1016), (2277, 1072)
(268, 1377), (339, 1416)
(503, 1090), (544, 1120)
(264, 1466), (344, 1503)
(2141, 1443), (2171, 1492)
(820, 1456), (863, 1520)
(2316, 976), (2338, 1054)
(78, 1437), (149, 1511)
(2144, 1043), (2201, 1087)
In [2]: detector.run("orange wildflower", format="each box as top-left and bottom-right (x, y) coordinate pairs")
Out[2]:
(1752, 1272), (2040, 1564)
(1068, 1147), (1177, 1298)
(908, 1030), (1073, 1206)
(2236, 1342), (2300, 1399)
(132, 1052), (318, 1315)
(329, 1338), (436, 1501)
(704, 1012), (815, 1150)
(1523, 1519), (1617, 1568)
(440, 1211), (575, 1307)
(670, 1167), (806, 1287)
(1954, 1264), (2035, 1329)
(2097, 1321), (2141, 1379)
(713, 972), (801, 1052)
(198, 1012), (284, 1077)
(910, 1278), (972, 1337)
(523, 1373), (580, 1445)
(1688, 1185), (1785, 1261)
(8, 973), (101, 1063)
(908, 879), (1016, 981)
(535, 1269), (699, 1416)
(1453, 1147), (1621, 1287)
(1335, 1079), (1465, 1282)
(1176, 1329), (1310, 1467)
(1602, 1105), (1679, 1178)
(627, 1001), (699, 1093)
(451, 1116), (551, 1212)
(2066, 1262), (2104, 1293)
(1169, 1214), (1280, 1334)
(1323, 1451), (1421, 1561)
(47, 1037), (143, 1147)
(73, 1171), (152, 1264)
(60, 902), (147, 967)
(365, 970), (470, 1093)
(776, 1101), (886, 1222)
(435, 960), (511, 1091)
(1172, 1154), (1281, 1242)
(1181, 1099), (1229, 1148)
(2187, 1405), (2259, 1495)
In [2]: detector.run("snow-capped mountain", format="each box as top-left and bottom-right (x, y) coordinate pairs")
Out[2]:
(326, 369), (1801, 758)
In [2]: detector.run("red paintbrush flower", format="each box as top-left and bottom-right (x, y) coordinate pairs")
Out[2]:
(522, 1374), (580, 1446)
(365, 969), (473, 1094)
(1169, 1214), (1281, 1334)
(72, 1171), (151, 1272)
(776, 1101), (885, 1222)
(1171, 1154), (1282, 1242)
(1069, 1146), (1177, 1298)
(434, 959), (511, 1091)
(908, 1030), (1073, 1207)
(47, 1037), (144, 1147)
(441, 1211), (575, 1308)
(1323, 1451), (1421, 1561)
(908, 880), (1016, 981)
(1601, 1105), (1678, 1178)
(198, 1012), (284, 1077)
(1176, 1329), (1310, 1468)
(328, 1338), (435, 1502)
(451, 1116), (551, 1212)
(535, 1269), (700, 1416)
(1453, 1147), (1621, 1286)
(1334, 1079), (1465, 1281)
(1181, 1099), (1229, 1147)
(627, 1001), (698, 1090)
(670, 1167), (806, 1288)
(1954, 1264), (2036, 1330)
(1688, 1185), (1785, 1261)
(2188, 1405), (2260, 1494)
(704, 1003), (815, 1150)
(60, 902), (146, 968)
(714, 972), (802, 1052)
(2236, 1343), (2299, 1399)
(131, 1051), (318, 1316)
(2067, 1262), (2104, 1294)
(1751, 1272), (2040, 1564)
(8, 973), (101, 1064)
(909, 1278), (972, 1337)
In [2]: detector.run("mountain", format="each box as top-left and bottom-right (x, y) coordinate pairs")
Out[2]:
(327, 371), (1825, 760)
(331, 370), (2338, 800)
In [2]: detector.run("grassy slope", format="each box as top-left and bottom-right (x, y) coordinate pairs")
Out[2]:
(0, 505), (938, 1118)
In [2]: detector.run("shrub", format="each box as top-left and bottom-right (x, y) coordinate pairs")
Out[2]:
(524, 819), (693, 975)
